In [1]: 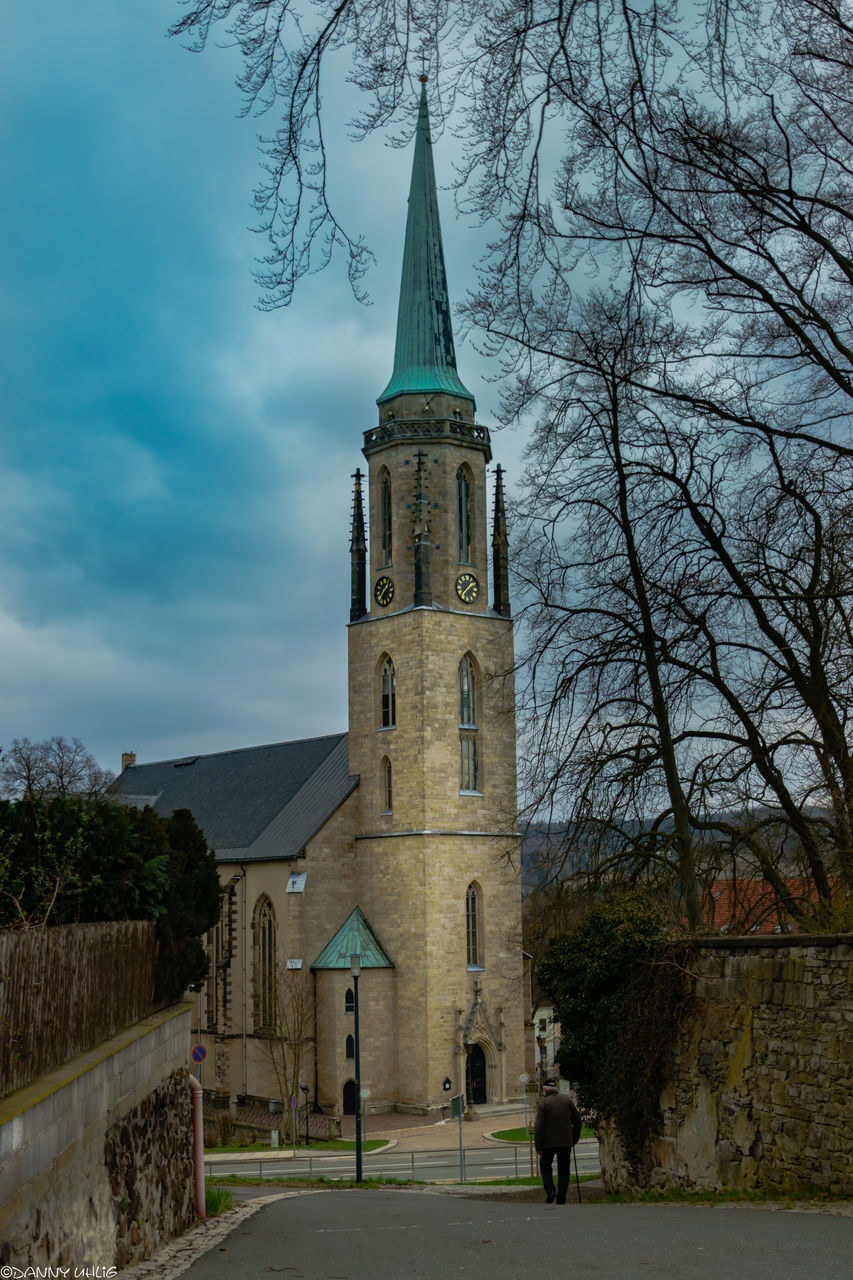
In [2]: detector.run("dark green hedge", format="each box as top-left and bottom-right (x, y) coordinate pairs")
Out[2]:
(538, 891), (694, 1167)
(0, 796), (219, 1002)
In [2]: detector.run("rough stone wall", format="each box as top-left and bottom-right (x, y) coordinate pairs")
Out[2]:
(105, 1070), (196, 1270)
(599, 936), (853, 1196)
(0, 1004), (195, 1268)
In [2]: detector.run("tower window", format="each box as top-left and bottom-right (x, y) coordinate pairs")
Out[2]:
(459, 654), (479, 790)
(460, 733), (479, 792)
(381, 471), (392, 566)
(459, 654), (477, 726)
(457, 468), (471, 563)
(382, 756), (393, 813)
(466, 882), (484, 968)
(381, 656), (396, 727)
(346, 1034), (355, 1059)
(345, 987), (354, 1013)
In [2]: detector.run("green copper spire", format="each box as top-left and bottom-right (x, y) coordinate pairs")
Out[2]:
(377, 79), (475, 407)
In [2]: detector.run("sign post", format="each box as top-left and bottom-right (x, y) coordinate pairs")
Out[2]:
(450, 1092), (465, 1182)
(519, 1072), (534, 1175)
(191, 1043), (206, 1081)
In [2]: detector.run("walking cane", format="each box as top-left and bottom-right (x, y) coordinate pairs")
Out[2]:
(573, 1143), (582, 1203)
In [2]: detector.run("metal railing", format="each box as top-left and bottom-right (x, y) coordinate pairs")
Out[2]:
(205, 1142), (548, 1183)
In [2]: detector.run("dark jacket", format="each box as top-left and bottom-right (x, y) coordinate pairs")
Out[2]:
(534, 1087), (582, 1150)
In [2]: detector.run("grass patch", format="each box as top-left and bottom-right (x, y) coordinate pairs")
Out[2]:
(205, 1138), (387, 1154)
(605, 1186), (852, 1208)
(208, 1174), (425, 1190)
(205, 1187), (236, 1216)
(492, 1125), (596, 1142)
(469, 1174), (600, 1187)
(207, 1173), (601, 1191)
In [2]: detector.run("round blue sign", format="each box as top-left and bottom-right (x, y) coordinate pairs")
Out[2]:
(191, 1043), (207, 1063)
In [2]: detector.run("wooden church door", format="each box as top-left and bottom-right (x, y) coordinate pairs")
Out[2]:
(465, 1044), (487, 1105)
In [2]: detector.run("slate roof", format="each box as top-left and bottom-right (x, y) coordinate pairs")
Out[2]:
(113, 733), (358, 862)
(312, 907), (394, 970)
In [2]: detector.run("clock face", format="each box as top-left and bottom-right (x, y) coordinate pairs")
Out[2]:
(455, 572), (480, 604)
(374, 575), (395, 607)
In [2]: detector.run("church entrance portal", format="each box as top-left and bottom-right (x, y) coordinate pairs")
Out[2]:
(343, 1079), (356, 1114)
(465, 1044), (487, 1105)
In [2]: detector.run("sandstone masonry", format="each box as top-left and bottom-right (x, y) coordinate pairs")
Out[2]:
(599, 934), (853, 1196)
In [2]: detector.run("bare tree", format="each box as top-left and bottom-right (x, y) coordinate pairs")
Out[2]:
(263, 964), (314, 1145)
(173, 1), (853, 917)
(0, 736), (114, 801)
(514, 285), (849, 922)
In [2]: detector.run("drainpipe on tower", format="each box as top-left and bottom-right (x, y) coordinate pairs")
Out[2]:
(241, 864), (248, 1102)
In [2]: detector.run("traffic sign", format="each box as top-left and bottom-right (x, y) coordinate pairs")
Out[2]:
(191, 1044), (207, 1064)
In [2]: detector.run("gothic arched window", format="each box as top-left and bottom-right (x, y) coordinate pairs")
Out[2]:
(381, 656), (396, 727)
(382, 756), (393, 813)
(466, 882), (484, 968)
(460, 733), (479, 792)
(457, 468), (471, 563)
(381, 471), (392, 566)
(254, 896), (276, 1032)
(459, 653), (480, 791)
(346, 1034), (355, 1059)
(345, 987), (355, 1013)
(459, 654), (477, 726)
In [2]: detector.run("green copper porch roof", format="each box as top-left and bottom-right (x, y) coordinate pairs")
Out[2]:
(311, 907), (394, 970)
(377, 80), (475, 408)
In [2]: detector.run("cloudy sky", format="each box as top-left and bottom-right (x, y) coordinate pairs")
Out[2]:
(1, 2), (526, 775)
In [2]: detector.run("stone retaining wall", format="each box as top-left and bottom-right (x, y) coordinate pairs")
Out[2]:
(599, 934), (853, 1195)
(0, 1003), (196, 1268)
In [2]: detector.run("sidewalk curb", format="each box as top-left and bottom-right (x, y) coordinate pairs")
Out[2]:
(204, 1139), (397, 1165)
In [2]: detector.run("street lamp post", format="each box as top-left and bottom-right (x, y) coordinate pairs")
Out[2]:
(350, 953), (363, 1183)
(300, 1083), (310, 1147)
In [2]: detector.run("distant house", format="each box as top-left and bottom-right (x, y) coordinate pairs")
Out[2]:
(702, 877), (833, 934)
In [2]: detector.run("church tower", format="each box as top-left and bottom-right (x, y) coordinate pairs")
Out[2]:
(347, 79), (526, 1110)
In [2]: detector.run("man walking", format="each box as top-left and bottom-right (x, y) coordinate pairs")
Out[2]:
(534, 1079), (582, 1204)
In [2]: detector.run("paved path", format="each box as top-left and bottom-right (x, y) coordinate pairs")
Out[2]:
(339, 1102), (531, 1149)
(123, 1187), (853, 1280)
(123, 1107), (851, 1280)
(207, 1103), (534, 1163)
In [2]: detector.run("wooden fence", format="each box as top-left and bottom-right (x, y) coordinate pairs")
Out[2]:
(0, 920), (156, 1097)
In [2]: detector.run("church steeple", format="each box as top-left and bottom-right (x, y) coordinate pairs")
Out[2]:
(345, 76), (524, 1116)
(377, 78), (475, 408)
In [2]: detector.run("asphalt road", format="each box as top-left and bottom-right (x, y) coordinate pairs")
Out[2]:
(206, 1138), (600, 1183)
(181, 1189), (853, 1280)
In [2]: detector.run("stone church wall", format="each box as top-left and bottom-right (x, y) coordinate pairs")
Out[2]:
(197, 794), (363, 1110)
(0, 1003), (196, 1268)
(599, 935), (853, 1195)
